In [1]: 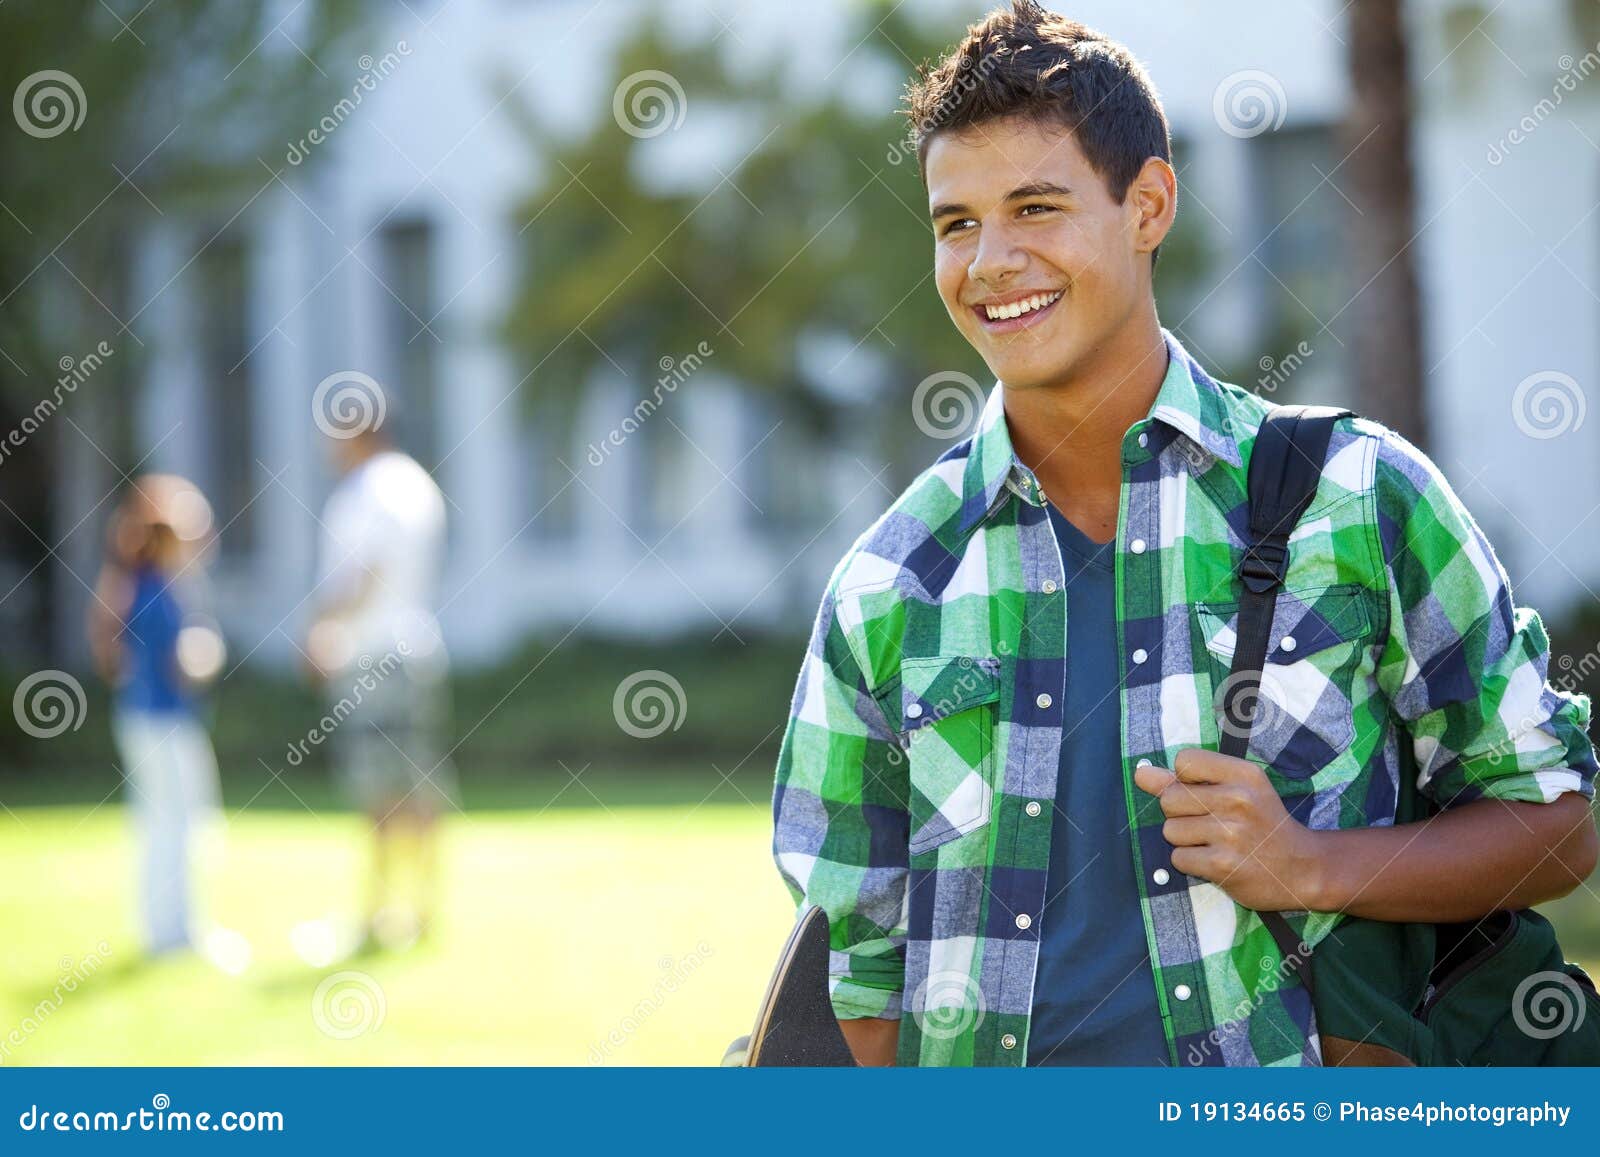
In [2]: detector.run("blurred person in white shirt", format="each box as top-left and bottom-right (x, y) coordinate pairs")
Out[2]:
(305, 418), (456, 952)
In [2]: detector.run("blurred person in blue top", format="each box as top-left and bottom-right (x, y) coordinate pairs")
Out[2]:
(88, 475), (238, 967)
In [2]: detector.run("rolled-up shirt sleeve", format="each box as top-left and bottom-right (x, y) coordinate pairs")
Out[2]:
(1373, 428), (1598, 809)
(772, 581), (909, 1020)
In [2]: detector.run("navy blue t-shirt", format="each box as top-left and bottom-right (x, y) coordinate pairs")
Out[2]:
(1026, 503), (1168, 1066)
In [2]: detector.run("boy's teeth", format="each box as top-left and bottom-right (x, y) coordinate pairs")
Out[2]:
(985, 290), (1060, 321)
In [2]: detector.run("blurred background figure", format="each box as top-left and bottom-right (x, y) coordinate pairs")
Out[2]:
(304, 417), (455, 954)
(86, 475), (238, 968)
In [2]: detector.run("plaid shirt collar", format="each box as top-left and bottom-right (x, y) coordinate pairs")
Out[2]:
(959, 328), (1244, 533)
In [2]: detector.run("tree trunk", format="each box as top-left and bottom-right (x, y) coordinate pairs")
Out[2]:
(1342, 0), (1428, 447)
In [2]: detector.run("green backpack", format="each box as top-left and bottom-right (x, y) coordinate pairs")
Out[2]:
(1224, 405), (1600, 1066)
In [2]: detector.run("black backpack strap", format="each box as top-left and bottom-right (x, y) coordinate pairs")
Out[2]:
(1221, 404), (1353, 1000)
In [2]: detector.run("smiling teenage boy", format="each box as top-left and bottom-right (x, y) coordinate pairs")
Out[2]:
(770, 1), (1599, 1068)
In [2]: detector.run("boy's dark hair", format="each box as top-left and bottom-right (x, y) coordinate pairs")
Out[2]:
(902, 0), (1171, 207)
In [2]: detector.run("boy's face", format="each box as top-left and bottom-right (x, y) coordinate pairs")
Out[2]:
(926, 113), (1155, 393)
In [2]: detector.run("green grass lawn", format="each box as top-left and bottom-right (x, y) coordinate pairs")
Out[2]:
(0, 785), (794, 1066)
(5, 768), (1599, 1067)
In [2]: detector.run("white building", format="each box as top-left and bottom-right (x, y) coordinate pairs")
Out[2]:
(103, 0), (1600, 669)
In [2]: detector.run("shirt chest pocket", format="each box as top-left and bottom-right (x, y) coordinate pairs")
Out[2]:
(1193, 584), (1374, 780)
(892, 655), (1002, 855)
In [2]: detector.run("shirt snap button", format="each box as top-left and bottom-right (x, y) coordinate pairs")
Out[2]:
(1131, 648), (1148, 664)
(1014, 913), (1032, 930)
(1174, 984), (1192, 1001)
(1137, 432), (1149, 449)
(1153, 868), (1170, 885)
(1025, 801), (1042, 817)
(1035, 692), (1052, 709)
(905, 702), (923, 719)
(1281, 635), (1297, 653)
(1041, 579), (1057, 594)
(1001, 1033), (1017, 1049)
(1130, 538), (1147, 554)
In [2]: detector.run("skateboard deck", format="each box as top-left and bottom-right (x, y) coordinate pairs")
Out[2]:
(728, 905), (857, 1066)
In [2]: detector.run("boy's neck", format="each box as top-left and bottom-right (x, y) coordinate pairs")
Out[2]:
(1000, 312), (1168, 544)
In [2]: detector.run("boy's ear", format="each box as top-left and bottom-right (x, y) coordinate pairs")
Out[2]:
(1129, 155), (1177, 257)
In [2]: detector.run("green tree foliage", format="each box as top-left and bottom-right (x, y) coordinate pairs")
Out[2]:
(501, 3), (1210, 482)
(0, 0), (377, 657)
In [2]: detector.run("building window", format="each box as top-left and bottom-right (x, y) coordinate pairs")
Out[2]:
(521, 399), (578, 542)
(197, 236), (254, 561)
(378, 219), (440, 471)
(1250, 124), (1349, 398)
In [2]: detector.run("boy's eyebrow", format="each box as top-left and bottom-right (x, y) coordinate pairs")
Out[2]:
(929, 179), (1075, 221)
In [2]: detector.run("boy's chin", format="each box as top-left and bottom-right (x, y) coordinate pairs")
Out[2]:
(988, 352), (1076, 392)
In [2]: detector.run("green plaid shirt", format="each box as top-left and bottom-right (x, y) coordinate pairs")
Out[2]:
(770, 330), (1597, 1067)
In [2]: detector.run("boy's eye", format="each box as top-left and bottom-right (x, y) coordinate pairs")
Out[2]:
(940, 217), (977, 237)
(1019, 203), (1055, 218)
